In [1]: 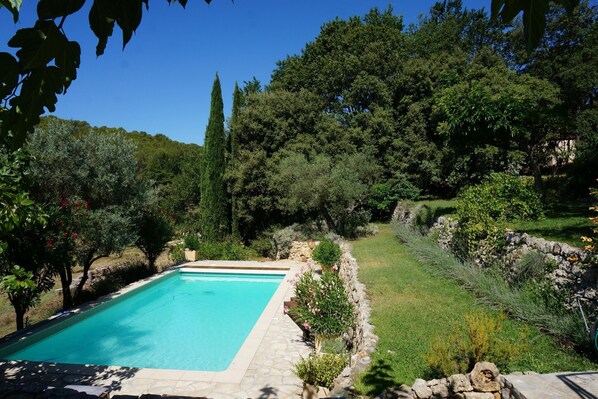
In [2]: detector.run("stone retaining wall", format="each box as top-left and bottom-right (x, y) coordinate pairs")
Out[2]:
(332, 242), (379, 395)
(426, 214), (597, 314)
(376, 362), (525, 399)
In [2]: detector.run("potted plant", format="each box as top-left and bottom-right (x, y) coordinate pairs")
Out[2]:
(183, 234), (200, 261)
(293, 353), (346, 399)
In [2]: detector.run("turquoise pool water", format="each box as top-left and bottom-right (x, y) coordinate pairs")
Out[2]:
(0, 271), (284, 371)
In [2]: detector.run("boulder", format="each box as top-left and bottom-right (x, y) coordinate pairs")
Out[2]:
(469, 362), (500, 392)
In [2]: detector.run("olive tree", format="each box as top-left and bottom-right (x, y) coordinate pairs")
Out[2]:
(27, 118), (146, 307)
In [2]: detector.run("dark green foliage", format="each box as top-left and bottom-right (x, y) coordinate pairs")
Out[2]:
(200, 75), (228, 242)
(312, 240), (342, 271)
(0, 150), (46, 255)
(194, 240), (254, 261)
(229, 83), (242, 239)
(291, 270), (355, 337)
(250, 236), (274, 258)
(135, 210), (174, 272)
(368, 178), (420, 220)
(272, 151), (380, 237)
(491, 0), (580, 50)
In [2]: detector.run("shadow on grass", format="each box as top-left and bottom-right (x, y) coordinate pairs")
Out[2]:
(432, 205), (457, 219)
(359, 359), (397, 397)
(522, 225), (591, 245)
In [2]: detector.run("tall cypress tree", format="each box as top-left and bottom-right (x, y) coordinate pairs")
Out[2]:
(229, 83), (242, 239)
(200, 74), (228, 241)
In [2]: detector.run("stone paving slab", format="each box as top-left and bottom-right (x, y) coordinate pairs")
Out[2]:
(505, 371), (598, 399)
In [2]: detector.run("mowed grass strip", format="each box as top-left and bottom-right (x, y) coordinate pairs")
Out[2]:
(352, 223), (596, 397)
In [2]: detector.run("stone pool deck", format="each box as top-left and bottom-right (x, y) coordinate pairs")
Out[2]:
(0, 260), (312, 398)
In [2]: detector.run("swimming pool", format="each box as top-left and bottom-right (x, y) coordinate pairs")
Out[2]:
(0, 270), (285, 371)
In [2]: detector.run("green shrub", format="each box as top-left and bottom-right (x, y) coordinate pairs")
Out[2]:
(339, 209), (372, 239)
(312, 240), (342, 271)
(425, 312), (528, 377)
(293, 353), (347, 389)
(250, 236), (274, 258)
(195, 240), (255, 261)
(291, 270), (355, 337)
(582, 182), (597, 266)
(183, 234), (200, 250)
(454, 173), (544, 258)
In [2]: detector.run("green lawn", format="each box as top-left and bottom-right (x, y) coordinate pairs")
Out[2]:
(352, 223), (596, 397)
(509, 201), (593, 247)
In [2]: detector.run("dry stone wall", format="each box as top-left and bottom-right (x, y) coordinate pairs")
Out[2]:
(376, 362), (525, 399)
(426, 214), (598, 314)
(288, 240), (319, 262)
(332, 242), (379, 395)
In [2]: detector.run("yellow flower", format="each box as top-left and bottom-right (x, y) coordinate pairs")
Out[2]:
(581, 236), (593, 243)
(567, 257), (579, 262)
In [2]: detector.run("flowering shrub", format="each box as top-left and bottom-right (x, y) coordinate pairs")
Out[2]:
(581, 182), (598, 266)
(291, 267), (355, 337)
(312, 240), (342, 272)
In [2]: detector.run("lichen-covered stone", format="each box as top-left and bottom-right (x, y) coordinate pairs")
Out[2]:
(470, 362), (500, 392)
(449, 373), (473, 393)
(412, 378), (433, 398)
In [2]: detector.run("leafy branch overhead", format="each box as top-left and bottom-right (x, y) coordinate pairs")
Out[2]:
(0, 0), (212, 149)
(491, 0), (580, 50)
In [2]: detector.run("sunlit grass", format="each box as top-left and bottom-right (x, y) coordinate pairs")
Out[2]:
(352, 223), (596, 397)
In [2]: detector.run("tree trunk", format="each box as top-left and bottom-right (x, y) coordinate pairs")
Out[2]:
(15, 308), (25, 330)
(73, 249), (99, 303)
(321, 208), (336, 232)
(528, 146), (544, 194)
(58, 267), (73, 310)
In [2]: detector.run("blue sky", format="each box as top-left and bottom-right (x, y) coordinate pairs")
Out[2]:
(1, 0), (483, 145)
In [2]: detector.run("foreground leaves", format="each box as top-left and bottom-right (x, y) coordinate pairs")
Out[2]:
(1, 0), (212, 149)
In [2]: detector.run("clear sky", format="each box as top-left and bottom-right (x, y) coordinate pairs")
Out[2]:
(0, 0), (484, 145)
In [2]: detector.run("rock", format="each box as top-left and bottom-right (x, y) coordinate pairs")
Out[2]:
(469, 362), (500, 392)
(449, 374), (473, 393)
(412, 378), (433, 399)
(431, 382), (450, 398)
(463, 393), (495, 399)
